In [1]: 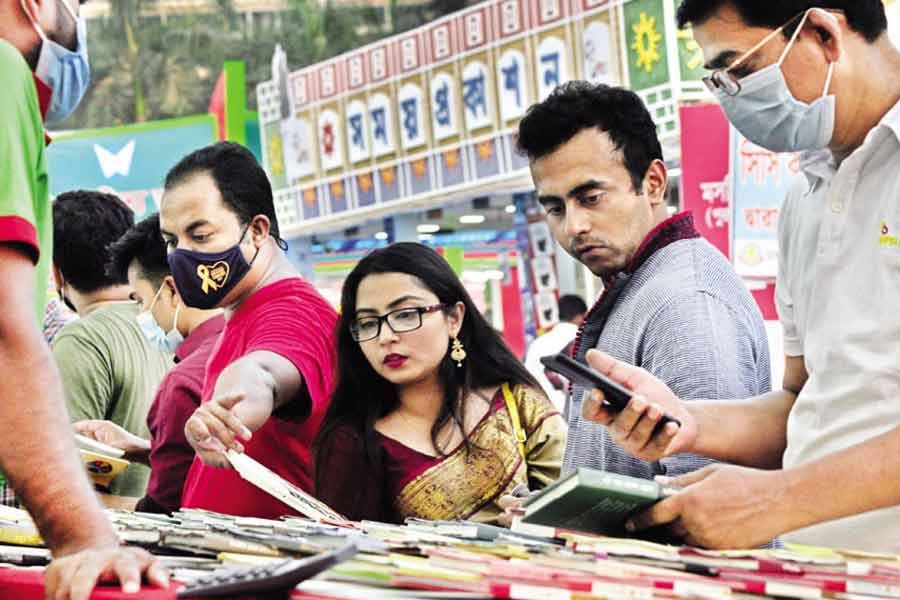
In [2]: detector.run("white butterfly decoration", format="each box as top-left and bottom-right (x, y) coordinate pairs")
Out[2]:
(93, 140), (136, 179)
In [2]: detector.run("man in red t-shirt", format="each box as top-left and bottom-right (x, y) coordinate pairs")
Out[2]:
(158, 142), (337, 518)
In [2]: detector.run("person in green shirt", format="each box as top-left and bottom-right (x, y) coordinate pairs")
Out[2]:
(52, 190), (173, 498)
(0, 0), (167, 597)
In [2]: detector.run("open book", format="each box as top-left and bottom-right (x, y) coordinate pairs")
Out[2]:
(75, 433), (130, 490)
(225, 450), (344, 522)
(75, 433), (126, 458)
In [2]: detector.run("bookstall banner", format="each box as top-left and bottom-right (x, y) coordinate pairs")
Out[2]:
(259, 0), (709, 232)
(47, 116), (218, 221)
(623, 0), (669, 92)
(730, 127), (802, 279)
(623, 0), (707, 141)
(678, 103), (730, 258)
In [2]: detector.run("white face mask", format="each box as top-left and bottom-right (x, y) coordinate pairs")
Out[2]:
(136, 285), (183, 353)
(706, 9), (837, 153)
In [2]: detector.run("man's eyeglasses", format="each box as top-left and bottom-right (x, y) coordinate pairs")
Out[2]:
(702, 11), (806, 97)
(350, 304), (447, 342)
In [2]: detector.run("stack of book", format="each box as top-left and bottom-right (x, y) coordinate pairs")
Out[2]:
(4, 456), (900, 599)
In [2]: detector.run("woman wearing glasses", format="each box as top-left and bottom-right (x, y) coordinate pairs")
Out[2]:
(314, 243), (566, 523)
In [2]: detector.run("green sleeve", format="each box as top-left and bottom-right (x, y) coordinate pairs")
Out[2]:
(0, 40), (45, 262)
(53, 329), (114, 422)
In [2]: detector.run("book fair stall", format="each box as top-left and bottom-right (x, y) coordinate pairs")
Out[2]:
(258, 0), (708, 349)
(7, 0), (900, 597)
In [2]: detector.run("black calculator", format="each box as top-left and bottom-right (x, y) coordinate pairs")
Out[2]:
(176, 542), (357, 598)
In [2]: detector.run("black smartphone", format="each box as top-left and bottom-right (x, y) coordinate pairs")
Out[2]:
(540, 353), (681, 432)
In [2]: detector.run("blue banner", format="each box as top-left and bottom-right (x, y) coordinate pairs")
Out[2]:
(47, 116), (218, 221)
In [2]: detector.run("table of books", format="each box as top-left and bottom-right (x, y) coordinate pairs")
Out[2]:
(0, 507), (898, 599)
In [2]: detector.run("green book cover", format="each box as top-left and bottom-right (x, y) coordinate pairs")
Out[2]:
(520, 468), (663, 536)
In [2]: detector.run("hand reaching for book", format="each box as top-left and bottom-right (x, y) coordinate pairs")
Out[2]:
(581, 350), (697, 462)
(497, 483), (535, 528)
(185, 392), (255, 469)
(74, 420), (150, 462)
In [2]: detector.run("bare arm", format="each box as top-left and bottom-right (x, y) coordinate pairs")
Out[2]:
(582, 351), (807, 470)
(0, 248), (168, 599)
(215, 350), (305, 423)
(628, 368), (900, 549)
(776, 424), (900, 534)
(0, 246), (116, 554)
(688, 355), (807, 469)
(185, 351), (304, 468)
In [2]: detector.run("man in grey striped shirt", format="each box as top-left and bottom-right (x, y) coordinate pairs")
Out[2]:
(515, 82), (771, 483)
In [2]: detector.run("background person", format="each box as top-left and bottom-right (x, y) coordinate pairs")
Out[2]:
(524, 294), (587, 413)
(52, 191), (173, 498)
(75, 214), (225, 514)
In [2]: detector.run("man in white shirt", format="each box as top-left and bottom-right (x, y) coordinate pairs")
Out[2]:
(580, 0), (900, 553)
(524, 294), (586, 412)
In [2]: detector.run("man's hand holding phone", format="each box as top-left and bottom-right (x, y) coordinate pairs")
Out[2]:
(580, 349), (698, 462)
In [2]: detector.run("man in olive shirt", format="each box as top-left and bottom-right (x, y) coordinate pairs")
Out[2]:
(52, 190), (172, 497)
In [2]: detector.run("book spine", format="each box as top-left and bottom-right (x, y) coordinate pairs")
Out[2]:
(593, 472), (661, 500)
(509, 519), (558, 539)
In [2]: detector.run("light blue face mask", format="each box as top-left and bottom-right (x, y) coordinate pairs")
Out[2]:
(136, 286), (184, 354)
(24, 0), (91, 125)
(707, 9), (837, 153)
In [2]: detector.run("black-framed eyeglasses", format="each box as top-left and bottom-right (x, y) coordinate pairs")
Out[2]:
(702, 11), (807, 97)
(350, 304), (447, 342)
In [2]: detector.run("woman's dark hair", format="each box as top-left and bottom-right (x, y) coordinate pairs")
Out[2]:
(314, 242), (540, 486)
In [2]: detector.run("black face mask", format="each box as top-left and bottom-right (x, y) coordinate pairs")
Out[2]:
(167, 225), (260, 310)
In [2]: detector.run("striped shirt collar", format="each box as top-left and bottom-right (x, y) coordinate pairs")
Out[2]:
(623, 212), (700, 278)
(569, 211), (701, 362)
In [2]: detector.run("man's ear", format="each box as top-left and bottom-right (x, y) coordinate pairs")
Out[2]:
(19, 0), (42, 24)
(642, 159), (668, 207)
(163, 275), (181, 307)
(249, 215), (272, 246)
(52, 264), (64, 289)
(807, 8), (843, 65)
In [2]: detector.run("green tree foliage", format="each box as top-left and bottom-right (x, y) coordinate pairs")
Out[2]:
(63, 0), (475, 129)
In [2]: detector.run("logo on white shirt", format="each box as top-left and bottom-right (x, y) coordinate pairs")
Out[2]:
(879, 222), (900, 247)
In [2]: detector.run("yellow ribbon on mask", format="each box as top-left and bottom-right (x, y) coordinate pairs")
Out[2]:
(196, 264), (222, 294)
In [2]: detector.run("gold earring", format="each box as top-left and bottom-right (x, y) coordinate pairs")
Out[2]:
(450, 337), (467, 367)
